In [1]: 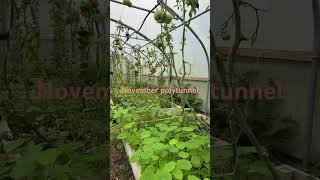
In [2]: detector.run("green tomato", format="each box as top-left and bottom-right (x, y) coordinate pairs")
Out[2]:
(154, 10), (165, 23)
(164, 13), (173, 24)
(114, 38), (121, 45)
(31, 38), (39, 49)
(123, 0), (132, 7)
(222, 32), (231, 41)
(155, 39), (164, 50)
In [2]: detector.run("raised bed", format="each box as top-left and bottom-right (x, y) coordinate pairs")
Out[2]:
(123, 106), (211, 180)
(276, 165), (320, 180)
(124, 142), (142, 179)
(213, 138), (233, 175)
(120, 104), (319, 180)
(213, 139), (320, 180)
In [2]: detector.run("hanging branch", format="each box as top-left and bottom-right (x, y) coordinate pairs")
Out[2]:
(220, 12), (234, 34)
(160, 4), (209, 69)
(110, 19), (173, 70)
(110, 33), (148, 41)
(140, 8), (210, 49)
(120, 0), (163, 47)
(161, 3), (210, 114)
(1, 0), (14, 92)
(227, 0), (242, 82)
(239, 1), (267, 45)
(216, 0), (280, 179)
(110, 0), (156, 14)
(181, 0), (187, 84)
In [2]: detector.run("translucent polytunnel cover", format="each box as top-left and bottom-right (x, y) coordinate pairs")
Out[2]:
(110, 0), (210, 78)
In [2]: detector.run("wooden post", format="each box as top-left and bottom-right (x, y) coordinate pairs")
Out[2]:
(0, 0), (9, 32)
(0, 0), (10, 40)
(0, 115), (12, 139)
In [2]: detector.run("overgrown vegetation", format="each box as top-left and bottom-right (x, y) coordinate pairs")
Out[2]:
(214, 72), (297, 148)
(111, 92), (210, 180)
(110, 0), (210, 179)
(0, 0), (108, 179)
(211, 0), (301, 179)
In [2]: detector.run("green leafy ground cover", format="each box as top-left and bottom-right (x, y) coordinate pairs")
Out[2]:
(111, 92), (210, 180)
(0, 97), (108, 179)
(214, 146), (278, 180)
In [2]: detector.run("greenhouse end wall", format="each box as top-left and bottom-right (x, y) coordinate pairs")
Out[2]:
(213, 56), (320, 163)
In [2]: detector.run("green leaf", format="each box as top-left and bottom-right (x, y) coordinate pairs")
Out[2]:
(167, 126), (178, 131)
(45, 165), (68, 179)
(3, 138), (28, 153)
(152, 155), (159, 161)
(152, 143), (167, 151)
(169, 139), (178, 145)
(10, 156), (36, 178)
(156, 171), (172, 180)
(187, 175), (201, 180)
(141, 165), (156, 180)
(86, 145), (108, 162)
(201, 152), (210, 163)
(238, 146), (257, 156)
(140, 130), (151, 139)
(116, 143), (124, 150)
(176, 159), (192, 170)
(156, 123), (168, 131)
(175, 142), (186, 150)
(143, 137), (158, 144)
(160, 150), (169, 158)
(191, 155), (201, 167)
(141, 151), (153, 160)
(124, 122), (135, 129)
(143, 165), (155, 173)
(141, 172), (156, 180)
(129, 150), (142, 163)
(248, 160), (271, 175)
(162, 161), (176, 172)
(182, 127), (194, 132)
(57, 143), (83, 154)
(186, 139), (201, 149)
(168, 145), (178, 153)
(36, 148), (61, 166)
(172, 168), (183, 179)
(10, 142), (43, 178)
(200, 169), (210, 177)
(117, 131), (128, 139)
(70, 160), (91, 177)
(213, 147), (233, 159)
(178, 151), (190, 158)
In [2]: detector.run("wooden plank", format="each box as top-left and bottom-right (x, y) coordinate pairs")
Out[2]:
(176, 76), (209, 82)
(124, 142), (141, 180)
(216, 47), (313, 62)
(140, 74), (209, 82)
(276, 164), (320, 180)
(196, 113), (210, 125)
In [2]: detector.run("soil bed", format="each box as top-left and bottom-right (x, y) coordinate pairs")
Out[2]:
(111, 140), (134, 180)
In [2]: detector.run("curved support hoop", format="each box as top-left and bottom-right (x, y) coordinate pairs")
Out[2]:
(123, 42), (151, 60)
(120, 1), (163, 47)
(111, 2), (211, 114)
(162, 4), (210, 70)
(110, 0), (156, 14)
(161, 4), (210, 114)
(110, 18), (174, 73)
(141, 8), (210, 48)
